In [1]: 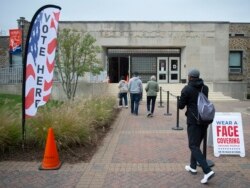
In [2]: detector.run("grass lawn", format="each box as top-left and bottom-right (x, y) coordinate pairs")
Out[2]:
(0, 93), (21, 108)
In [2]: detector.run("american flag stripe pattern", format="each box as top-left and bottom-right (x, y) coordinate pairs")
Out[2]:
(25, 6), (61, 117)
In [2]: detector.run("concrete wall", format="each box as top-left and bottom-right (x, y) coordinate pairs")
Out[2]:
(51, 82), (109, 100)
(213, 81), (248, 100)
(0, 84), (22, 95)
(60, 21), (229, 82)
(0, 82), (109, 101)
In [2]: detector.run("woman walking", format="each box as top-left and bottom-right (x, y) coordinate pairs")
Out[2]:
(118, 76), (128, 108)
(145, 75), (159, 117)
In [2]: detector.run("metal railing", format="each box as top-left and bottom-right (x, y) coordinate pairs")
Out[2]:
(0, 66), (23, 84)
(0, 66), (107, 84)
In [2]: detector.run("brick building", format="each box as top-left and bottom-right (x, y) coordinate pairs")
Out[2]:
(229, 23), (250, 96)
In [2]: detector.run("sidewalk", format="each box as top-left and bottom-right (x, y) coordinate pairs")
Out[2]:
(0, 100), (250, 188)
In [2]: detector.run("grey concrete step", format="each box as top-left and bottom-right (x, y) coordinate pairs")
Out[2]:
(107, 83), (238, 101)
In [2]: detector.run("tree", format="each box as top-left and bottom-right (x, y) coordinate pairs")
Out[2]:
(56, 29), (103, 100)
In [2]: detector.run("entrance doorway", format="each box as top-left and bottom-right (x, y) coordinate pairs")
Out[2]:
(108, 57), (129, 83)
(157, 57), (180, 83)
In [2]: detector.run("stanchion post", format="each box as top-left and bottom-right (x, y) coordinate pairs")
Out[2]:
(158, 86), (164, 108)
(172, 96), (183, 130)
(164, 91), (172, 116)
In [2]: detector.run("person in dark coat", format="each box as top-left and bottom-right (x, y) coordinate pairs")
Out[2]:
(178, 69), (215, 184)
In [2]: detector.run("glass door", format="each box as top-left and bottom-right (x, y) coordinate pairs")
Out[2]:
(169, 57), (179, 83)
(157, 57), (168, 83)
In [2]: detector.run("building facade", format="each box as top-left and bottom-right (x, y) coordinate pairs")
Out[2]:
(1, 20), (250, 98)
(60, 21), (230, 84)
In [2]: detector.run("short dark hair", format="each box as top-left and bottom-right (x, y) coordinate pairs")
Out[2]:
(133, 72), (139, 76)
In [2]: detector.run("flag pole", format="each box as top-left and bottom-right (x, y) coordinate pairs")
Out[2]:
(20, 17), (26, 150)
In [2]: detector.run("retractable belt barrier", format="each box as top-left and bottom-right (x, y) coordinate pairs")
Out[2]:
(160, 87), (183, 130)
(158, 87), (164, 108)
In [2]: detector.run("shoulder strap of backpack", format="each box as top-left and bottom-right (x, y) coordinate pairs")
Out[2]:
(201, 86), (204, 93)
(192, 86), (205, 122)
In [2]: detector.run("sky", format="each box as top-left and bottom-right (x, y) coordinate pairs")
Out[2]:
(1, 0), (250, 36)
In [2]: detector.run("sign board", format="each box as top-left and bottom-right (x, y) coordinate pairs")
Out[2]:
(9, 29), (22, 53)
(212, 112), (245, 157)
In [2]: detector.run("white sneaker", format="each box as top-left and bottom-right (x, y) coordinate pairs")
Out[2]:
(185, 165), (197, 175)
(125, 106), (128, 108)
(201, 171), (215, 184)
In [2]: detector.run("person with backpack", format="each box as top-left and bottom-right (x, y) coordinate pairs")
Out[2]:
(178, 69), (215, 184)
(118, 76), (128, 108)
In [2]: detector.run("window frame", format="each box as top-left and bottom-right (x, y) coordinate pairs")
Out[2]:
(229, 51), (243, 74)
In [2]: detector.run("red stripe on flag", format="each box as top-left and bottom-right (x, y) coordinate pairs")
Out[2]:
(54, 12), (60, 22)
(46, 58), (55, 73)
(44, 79), (53, 92)
(43, 94), (50, 102)
(47, 39), (57, 54)
(26, 64), (36, 80)
(50, 18), (56, 29)
(25, 88), (35, 109)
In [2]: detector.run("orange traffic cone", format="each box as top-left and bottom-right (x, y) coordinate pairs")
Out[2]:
(39, 127), (62, 170)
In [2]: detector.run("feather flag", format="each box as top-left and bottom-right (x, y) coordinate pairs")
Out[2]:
(23, 5), (61, 117)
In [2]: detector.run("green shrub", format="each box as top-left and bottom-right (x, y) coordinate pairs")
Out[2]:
(26, 96), (116, 150)
(83, 96), (117, 129)
(26, 99), (93, 149)
(0, 94), (117, 155)
(0, 108), (22, 152)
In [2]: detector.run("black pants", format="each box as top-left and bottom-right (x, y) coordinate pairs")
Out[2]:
(187, 123), (211, 174)
(119, 93), (128, 106)
(146, 96), (157, 114)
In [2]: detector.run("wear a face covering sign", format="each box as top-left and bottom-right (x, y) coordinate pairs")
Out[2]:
(212, 112), (245, 157)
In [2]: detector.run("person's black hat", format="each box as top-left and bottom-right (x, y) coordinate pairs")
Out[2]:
(188, 69), (200, 78)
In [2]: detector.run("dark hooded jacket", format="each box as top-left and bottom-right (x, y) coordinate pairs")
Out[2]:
(178, 78), (209, 125)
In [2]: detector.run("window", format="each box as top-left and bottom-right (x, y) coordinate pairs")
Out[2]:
(229, 51), (242, 73)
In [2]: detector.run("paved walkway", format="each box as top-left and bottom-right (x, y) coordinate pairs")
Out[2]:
(0, 100), (250, 188)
